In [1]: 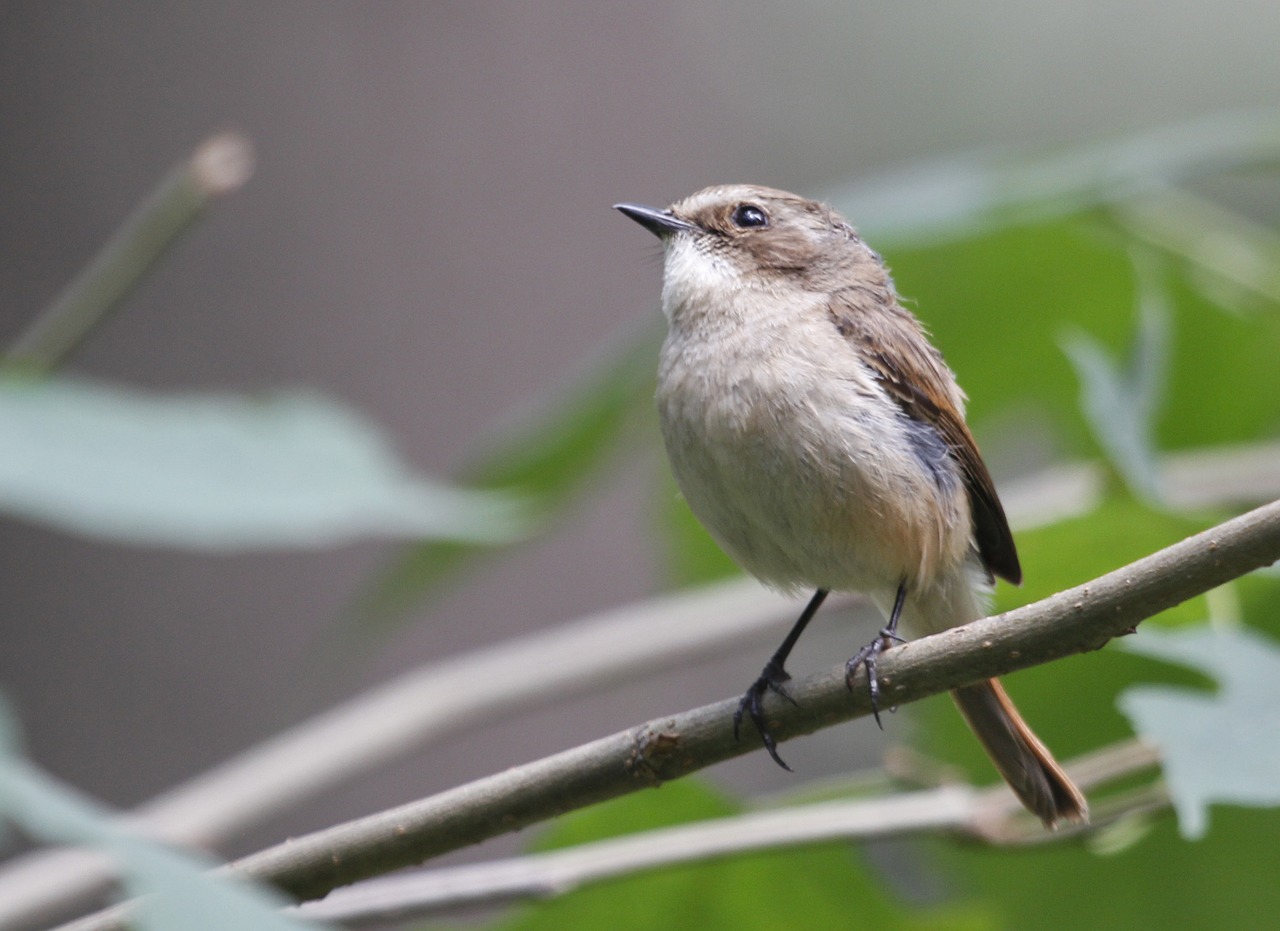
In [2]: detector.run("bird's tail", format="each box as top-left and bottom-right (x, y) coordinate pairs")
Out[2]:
(951, 678), (1088, 827)
(906, 564), (1088, 828)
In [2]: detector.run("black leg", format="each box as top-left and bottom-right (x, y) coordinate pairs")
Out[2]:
(845, 579), (908, 729)
(734, 588), (829, 771)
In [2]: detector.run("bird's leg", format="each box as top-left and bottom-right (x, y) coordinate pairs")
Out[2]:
(735, 588), (829, 771)
(845, 579), (908, 728)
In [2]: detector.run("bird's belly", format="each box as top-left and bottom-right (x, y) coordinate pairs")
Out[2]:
(657, 362), (970, 596)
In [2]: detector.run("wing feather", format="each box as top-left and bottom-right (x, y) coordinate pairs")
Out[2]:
(827, 290), (1022, 584)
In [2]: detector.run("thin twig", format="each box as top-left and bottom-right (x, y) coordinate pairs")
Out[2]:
(3, 133), (254, 374)
(0, 580), (818, 930)
(217, 498), (1280, 898)
(293, 789), (978, 925)
(52, 497), (1280, 931)
(293, 739), (1161, 925)
(5, 444), (1279, 931)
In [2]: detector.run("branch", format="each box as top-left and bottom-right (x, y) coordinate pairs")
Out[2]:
(0, 580), (814, 930)
(293, 740), (1161, 925)
(3, 133), (254, 374)
(3, 434), (1275, 930)
(52, 498), (1280, 931)
(6, 446), (1273, 930)
(10, 453), (1278, 930)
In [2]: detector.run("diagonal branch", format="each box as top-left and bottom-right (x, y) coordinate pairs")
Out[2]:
(8, 441), (1279, 931)
(50, 498), (1280, 931)
(293, 740), (1161, 926)
(225, 498), (1280, 899)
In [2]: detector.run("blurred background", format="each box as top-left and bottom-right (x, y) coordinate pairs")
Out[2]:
(1, 3), (1279, 929)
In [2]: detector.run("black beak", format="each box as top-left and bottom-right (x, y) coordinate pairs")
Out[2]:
(614, 202), (699, 237)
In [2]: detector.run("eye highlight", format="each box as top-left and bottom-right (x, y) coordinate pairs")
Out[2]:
(730, 203), (769, 229)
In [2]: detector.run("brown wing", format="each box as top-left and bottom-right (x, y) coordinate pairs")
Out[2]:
(828, 290), (1022, 584)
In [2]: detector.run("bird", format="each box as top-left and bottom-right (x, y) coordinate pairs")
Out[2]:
(615, 184), (1087, 828)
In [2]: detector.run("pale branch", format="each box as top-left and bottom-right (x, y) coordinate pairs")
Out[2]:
(12, 455), (1277, 930)
(296, 790), (978, 925)
(52, 497), (1280, 931)
(8, 442), (1277, 931)
(998, 439), (1280, 525)
(3, 133), (254, 375)
(293, 740), (1161, 926)
(0, 582), (815, 931)
(218, 498), (1280, 900)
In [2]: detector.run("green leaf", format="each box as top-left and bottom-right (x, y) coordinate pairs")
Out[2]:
(1108, 187), (1280, 311)
(494, 781), (993, 931)
(1154, 262), (1280, 451)
(0, 377), (526, 550)
(883, 218), (1138, 457)
(909, 500), (1214, 803)
(884, 215), (1280, 471)
(918, 571), (1280, 930)
(1060, 255), (1171, 504)
(929, 806), (1280, 931)
(1116, 626), (1280, 839)
(993, 496), (1215, 620)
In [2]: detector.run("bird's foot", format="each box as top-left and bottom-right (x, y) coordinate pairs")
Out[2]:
(733, 659), (798, 771)
(845, 627), (906, 728)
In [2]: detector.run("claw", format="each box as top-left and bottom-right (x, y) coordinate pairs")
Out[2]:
(733, 588), (829, 772)
(845, 580), (909, 729)
(733, 661), (794, 771)
(845, 627), (898, 729)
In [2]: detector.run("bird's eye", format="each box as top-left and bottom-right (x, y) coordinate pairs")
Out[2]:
(730, 203), (769, 229)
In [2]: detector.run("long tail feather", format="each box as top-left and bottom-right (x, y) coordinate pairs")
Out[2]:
(951, 678), (1088, 827)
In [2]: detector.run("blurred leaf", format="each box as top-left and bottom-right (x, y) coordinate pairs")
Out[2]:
(912, 499), (1216, 791)
(918, 523), (1280, 931)
(1156, 261), (1280, 449)
(884, 219), (1138, 457)
(493, 780), (993, 931)
(1060, 256), (1171, 504)
(832, 110), (1280, 248)
(656, 469), (740, 588)
(0, 377), (526, 550)
(120, 837), (318, 931)
(886, 218), (1280, 467)
(992, 497), (1214, 619)
(0, 708), (323, 931)
(929, 806), (1280, 931)
(1110, 186), (1280, 309)
(353, 320), (660, 625)
(1116, 626), (1280, 839)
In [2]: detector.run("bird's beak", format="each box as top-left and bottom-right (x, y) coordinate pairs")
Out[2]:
(614, 202), (699, 237)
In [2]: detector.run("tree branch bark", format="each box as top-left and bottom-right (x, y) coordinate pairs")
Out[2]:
(226, 497), (1280, 900)
(8, 443), (1277, 931)
(56, 497), (1279, 931)
(292, 740), (1162, 926)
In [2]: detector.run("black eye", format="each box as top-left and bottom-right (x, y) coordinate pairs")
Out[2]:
(730, 203), (769, 229)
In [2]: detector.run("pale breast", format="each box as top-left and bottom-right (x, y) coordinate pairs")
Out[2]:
(655, 311), (972, 596)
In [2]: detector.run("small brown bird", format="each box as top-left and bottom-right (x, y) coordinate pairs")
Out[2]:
(616, 185), (1086, 827)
